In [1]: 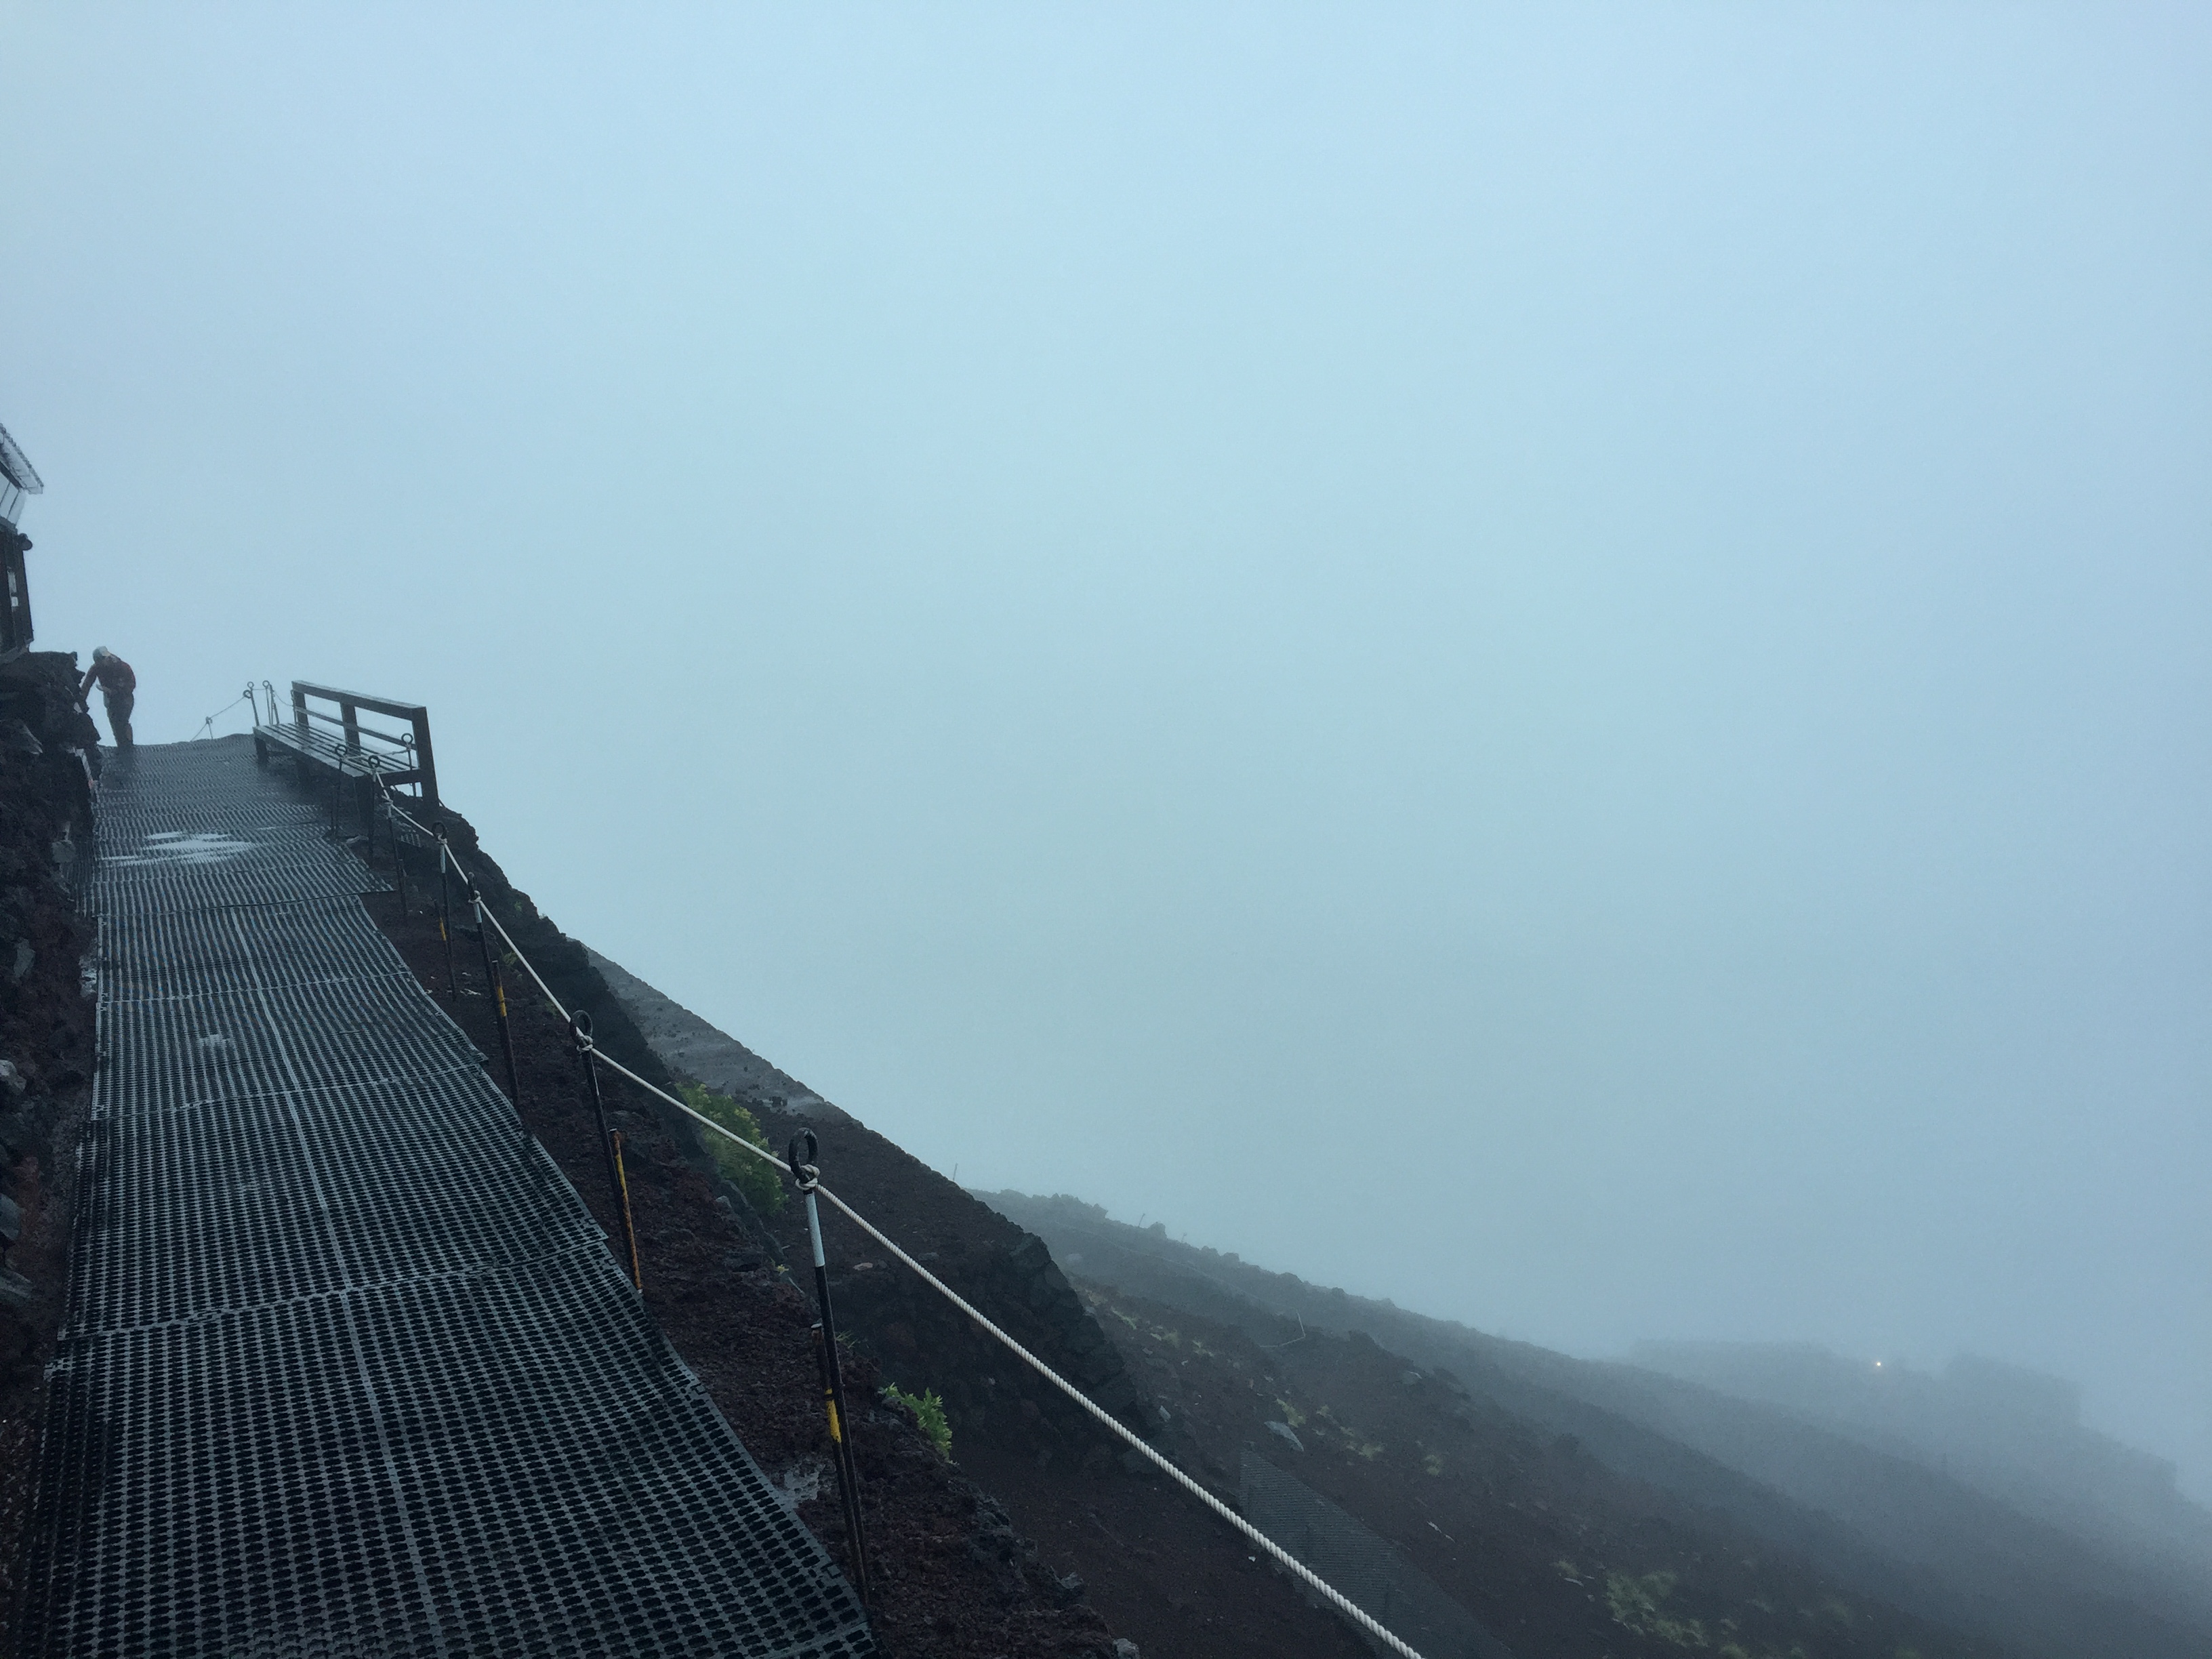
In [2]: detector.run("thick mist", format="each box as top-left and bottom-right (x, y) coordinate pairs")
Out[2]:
(4, 7), (2207, 1498)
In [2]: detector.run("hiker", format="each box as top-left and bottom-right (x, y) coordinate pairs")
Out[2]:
(78, 647), (136, 750)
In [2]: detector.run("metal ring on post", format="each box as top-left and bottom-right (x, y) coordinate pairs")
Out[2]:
(787, 1129), (821, 1193)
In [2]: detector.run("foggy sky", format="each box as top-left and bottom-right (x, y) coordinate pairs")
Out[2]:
(5, 5), (2207, 1497)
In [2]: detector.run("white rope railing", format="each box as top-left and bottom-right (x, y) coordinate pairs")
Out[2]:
(371, 779), (1425, 1658)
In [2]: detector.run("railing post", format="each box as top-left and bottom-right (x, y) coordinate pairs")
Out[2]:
(472, 886), (525, 1109)
(410, 708), (438, 819)
(570, 1011), (642, 1288)
(790, 1130), (869, 1603)
(340, 697), (361, 754)
(375, 771), (409, 911)
(435, 823), (459, 1002)
(609, 1130), (644, 1293)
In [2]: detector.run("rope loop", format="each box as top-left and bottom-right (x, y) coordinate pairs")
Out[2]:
(570, 1009), (596, 1056)
(786, 1128), (821, 1193)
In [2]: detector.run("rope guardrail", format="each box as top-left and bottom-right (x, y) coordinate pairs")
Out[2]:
(184, 685), (258, 743)
(369, 779), (1425, 1658)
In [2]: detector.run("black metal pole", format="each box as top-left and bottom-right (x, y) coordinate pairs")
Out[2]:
(610, 1130), (644, 1292)
(379, 777), (409, 912)
(472, 888), (525, 1109)
(812, 1322), (870, 1596)
(392, 815), (410, 911)
(435, 826), (459, 1004)
(570, 1012), (641, 1284)
(791, 1130), (869, 1602)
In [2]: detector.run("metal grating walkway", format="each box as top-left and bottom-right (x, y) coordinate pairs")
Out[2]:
(22, 740), (876, 1658)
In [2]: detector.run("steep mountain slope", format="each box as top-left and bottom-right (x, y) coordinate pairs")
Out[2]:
(1629, 1339), (2212, 1612)
(345, 775), (2201, 1659)
(1083, 1278), (1993, 1659)
(988, 1192), (2212, 1659)
(583, 951), (2017, 1659)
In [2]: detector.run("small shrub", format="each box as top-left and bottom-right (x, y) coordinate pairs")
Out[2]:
(882, 1384), (952, 1459)
(677, 1083), (783, 1216)
(1605, 1572), (1708, 1649)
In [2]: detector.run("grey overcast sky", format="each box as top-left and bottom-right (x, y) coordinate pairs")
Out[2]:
(5, 5), (2208, 1495)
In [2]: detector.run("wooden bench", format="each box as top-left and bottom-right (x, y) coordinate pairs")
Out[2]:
(254, 681), (439, 836)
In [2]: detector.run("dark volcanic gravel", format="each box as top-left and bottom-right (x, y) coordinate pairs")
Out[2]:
(0, 653), (99, 1652)
(361, 796), (1403, 1659)
(1072, 1280), (2005, 1659)
(365, 883), (1121, 1659)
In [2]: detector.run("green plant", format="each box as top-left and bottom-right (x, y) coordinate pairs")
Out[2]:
(677, 1083), (783, 1216)
(882, 1384), (952, 1459)
(1605, 1572), (1709, 1649)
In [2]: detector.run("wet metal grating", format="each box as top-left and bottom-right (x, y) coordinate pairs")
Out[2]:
(98, 897), (416, 1002)
(93, 974), (484, 1116)
(24, 741), (876, 1658)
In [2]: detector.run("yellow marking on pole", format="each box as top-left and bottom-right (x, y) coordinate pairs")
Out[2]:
(611, 1130), (643, 1291)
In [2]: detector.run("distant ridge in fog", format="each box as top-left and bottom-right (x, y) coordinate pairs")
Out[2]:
(1630, 1340), (2212, 1600)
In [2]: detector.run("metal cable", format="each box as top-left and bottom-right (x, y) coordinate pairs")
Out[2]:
(367, 777), (1424, 1658)
(564, 1050), (1424, 1656)
(807, 1184), (1424, 1658)
(473, 901), (571, 1025)
(185, 691), (253, 742)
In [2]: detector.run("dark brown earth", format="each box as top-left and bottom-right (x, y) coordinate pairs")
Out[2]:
(374, 798), (1410, 1659)
(730, 1111), (1370, 1659)
(365, 791), (2028, 1659)
(365, 878), (1126, 1659)
(0, 652), (98, 1653)
(1076, 1281), (2003, 1659)
(26, 743), (2022, 1659)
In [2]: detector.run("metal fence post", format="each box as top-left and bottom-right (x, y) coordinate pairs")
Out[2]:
(790, 1130), (869, 1602)
(609, 1130), (644, 1292)
(472, 887), (525, 1109)
(570, 1011), (642, 1286)
(375, 772), (409, 912)
(435, 824), (459, 1002)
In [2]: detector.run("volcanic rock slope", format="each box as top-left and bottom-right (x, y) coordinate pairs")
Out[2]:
(259, 758), (2202, 1659)
(990, 1191), (2212, 1659)
(573, 948), (2033, 1659)
(0, 651), (98, 1652)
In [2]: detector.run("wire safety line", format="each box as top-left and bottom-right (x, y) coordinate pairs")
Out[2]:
(575, 1052), (1425, 1659)
(367, 775), (1423, 1655)
(473, 901), (571, 1025)
(184, 689), (255, 743)
(807, 1187), (1425, 1659)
